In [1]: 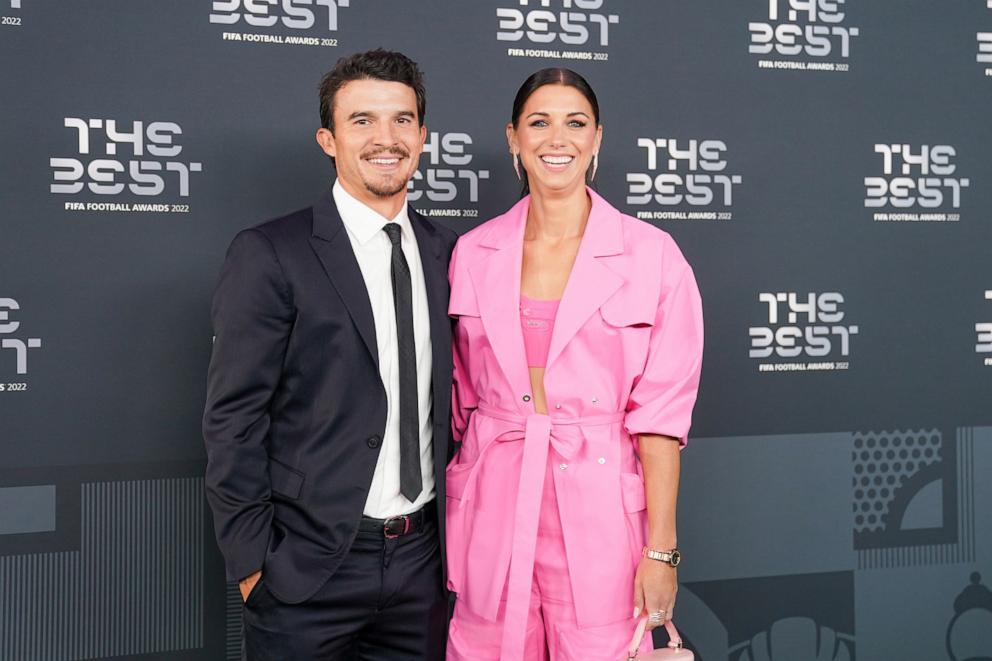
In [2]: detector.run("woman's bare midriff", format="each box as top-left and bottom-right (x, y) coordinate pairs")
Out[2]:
(529, 366), (549, 414)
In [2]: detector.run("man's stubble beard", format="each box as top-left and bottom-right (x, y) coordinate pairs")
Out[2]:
(362, 173), (409, 199)
(360, 146), (415, 199)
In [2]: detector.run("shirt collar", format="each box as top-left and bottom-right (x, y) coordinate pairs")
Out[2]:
(332, 178), (411, 246)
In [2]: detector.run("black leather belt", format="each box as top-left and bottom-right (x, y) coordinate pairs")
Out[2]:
(359, 504), (435, 539)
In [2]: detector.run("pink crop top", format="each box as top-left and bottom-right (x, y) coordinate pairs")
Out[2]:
(520, 294), (560, 368)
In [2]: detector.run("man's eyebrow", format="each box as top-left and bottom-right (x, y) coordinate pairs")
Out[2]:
(346, 110), (417, 121)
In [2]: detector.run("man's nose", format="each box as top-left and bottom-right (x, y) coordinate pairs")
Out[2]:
(373, 121), (399, 146)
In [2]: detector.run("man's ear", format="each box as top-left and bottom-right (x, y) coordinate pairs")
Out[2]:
(316, 127), (336, 158)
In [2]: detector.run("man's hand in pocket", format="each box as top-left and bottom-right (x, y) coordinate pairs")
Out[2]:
(239, 570), (262, 602)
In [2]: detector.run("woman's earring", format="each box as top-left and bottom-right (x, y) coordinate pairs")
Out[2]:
(591, 152), (599, 181)
(513, 153), (521, 181)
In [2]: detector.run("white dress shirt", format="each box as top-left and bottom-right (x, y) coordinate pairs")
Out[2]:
(333, 179), (435, 518)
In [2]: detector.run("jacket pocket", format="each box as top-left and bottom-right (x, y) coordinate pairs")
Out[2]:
(620, 472), (646, 513)
(268, 458), (305, 499)
(446, 461), (474, 501)
(600, 294), (655, 328)
(445, 461), (477, 594)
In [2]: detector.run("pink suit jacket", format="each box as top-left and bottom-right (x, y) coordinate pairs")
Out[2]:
(446, 188), (703, 654)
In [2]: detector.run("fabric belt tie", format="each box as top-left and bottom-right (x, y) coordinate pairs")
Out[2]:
(475, 404), (625, 661)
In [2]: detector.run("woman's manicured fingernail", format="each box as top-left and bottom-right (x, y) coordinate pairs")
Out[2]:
(633, 606), (641, 618)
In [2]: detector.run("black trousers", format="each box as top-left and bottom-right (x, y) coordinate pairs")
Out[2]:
(243, 517), (447, 661)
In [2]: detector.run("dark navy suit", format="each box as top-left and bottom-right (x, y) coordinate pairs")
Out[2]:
(203, 190), (456, 659)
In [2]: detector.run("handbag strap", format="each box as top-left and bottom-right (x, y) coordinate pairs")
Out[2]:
(626, 616), (684, 659)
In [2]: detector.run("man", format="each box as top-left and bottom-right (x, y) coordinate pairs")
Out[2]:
(203, 49), (456, 660)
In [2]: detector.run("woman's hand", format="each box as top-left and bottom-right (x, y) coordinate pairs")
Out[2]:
(633, 557), (677, 630)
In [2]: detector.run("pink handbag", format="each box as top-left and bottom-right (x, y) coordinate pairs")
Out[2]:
(624, 617), (694, 660)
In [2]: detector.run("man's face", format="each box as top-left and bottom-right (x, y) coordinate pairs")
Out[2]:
(317, 79), (426, 205)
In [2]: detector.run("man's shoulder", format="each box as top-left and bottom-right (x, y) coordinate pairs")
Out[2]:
(249, 205), (315, 245)
(222, 203), (319, 271)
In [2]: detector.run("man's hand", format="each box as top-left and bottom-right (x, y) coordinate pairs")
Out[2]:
(239, 570), (262, 602)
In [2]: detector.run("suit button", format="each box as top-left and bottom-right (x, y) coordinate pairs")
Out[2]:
(367, 435), (381, 448)
(522, 394), (531, 402)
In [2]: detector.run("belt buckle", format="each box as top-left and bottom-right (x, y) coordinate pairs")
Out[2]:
(383, 515), (410, 539)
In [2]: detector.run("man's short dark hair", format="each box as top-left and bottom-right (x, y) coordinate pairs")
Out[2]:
(319, 48), (426, 132)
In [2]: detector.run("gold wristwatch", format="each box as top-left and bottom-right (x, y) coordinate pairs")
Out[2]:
(642, 546), (682, 567)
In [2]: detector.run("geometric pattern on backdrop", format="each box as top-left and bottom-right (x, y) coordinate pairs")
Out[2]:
(0, 477), (203, 660)
(853, 428), (976, 569)
(225, 583), (242, 661)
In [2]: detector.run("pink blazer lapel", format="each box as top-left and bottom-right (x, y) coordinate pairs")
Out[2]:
(468, 197), (533, 403)
(467, 189), (627, 398)
(545, 189), (625, 370)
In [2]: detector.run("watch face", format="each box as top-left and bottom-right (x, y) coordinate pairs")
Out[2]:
(670, 550), (682, 567)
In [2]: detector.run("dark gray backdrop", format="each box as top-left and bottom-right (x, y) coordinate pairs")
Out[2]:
(1, 1), (990, 659)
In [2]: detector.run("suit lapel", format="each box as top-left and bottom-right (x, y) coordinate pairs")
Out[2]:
(308, 190), (379, 368)
(409, 207), (453, 482)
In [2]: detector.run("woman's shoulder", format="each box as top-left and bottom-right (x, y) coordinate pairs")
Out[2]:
(588, 187), (679, 252)
(613, 208), (676, 246)
(611, 207), (693, 277)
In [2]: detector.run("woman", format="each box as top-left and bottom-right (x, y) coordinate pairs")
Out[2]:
(445, 68), (703, 660)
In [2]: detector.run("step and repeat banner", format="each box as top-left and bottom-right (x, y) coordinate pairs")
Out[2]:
(2, 1), (990, 659)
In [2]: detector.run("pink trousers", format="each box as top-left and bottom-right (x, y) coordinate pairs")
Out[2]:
(447, 454), (652, 660)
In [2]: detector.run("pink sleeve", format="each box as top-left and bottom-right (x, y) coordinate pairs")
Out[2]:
(448, 241), (478, 443)
(451, 323), (478, 443)
(623, 241), (704, 447)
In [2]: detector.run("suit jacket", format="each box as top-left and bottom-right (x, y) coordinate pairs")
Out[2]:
(445, 188), (704, 631)
(203, 189), (457, 604)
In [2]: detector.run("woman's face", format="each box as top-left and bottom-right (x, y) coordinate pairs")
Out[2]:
(507, 83), (602, 196)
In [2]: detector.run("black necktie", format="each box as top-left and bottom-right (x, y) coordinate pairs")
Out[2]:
(382, 222), (422, 502)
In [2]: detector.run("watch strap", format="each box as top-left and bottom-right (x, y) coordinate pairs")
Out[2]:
(642, 546), (681, 566)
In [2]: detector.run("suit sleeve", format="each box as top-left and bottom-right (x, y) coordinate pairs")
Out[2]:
(203, 229), (293, 582)
(623, 239), (704, 447)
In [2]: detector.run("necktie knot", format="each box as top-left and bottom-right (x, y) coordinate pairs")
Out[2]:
(382, 222), (402, 246)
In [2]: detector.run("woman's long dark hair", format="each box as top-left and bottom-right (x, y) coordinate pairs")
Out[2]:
(511, 68), (601, 196)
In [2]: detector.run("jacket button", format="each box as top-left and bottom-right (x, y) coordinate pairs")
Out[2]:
(367, 435), (381, 448)
(522, 394), (531, 402)
(597, 457), (606, 464)
(559, 463), (568, 470)
(555, 403), (562, 409)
